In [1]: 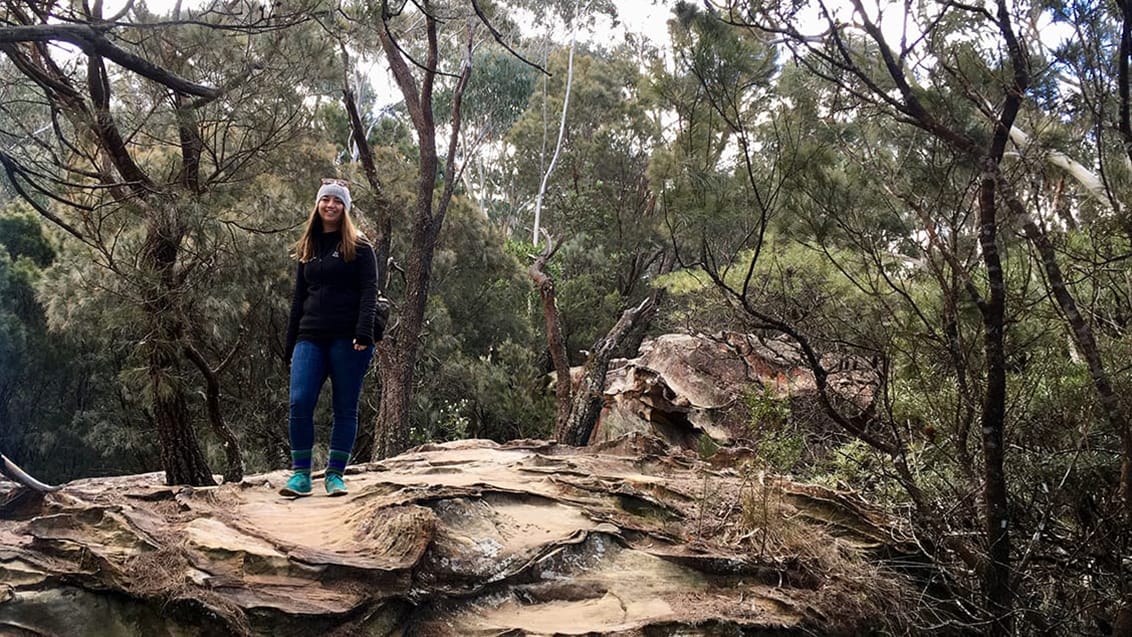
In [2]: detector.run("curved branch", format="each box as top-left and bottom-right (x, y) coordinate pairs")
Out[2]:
(0, 24), (219, 98)
(1, 453), (61, 492)
(0, 151), (89, 242)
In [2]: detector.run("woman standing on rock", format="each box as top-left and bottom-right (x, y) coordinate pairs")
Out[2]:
(280, 178), (379, 497)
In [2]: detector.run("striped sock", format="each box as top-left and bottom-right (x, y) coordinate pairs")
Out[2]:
(291, 450), (312, 474)
(327, 449), (351, 476)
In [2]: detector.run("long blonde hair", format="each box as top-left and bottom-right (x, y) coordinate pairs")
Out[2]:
(293, 204), (367, 262)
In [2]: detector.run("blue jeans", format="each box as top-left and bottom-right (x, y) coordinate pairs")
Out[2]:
(288, 338), (374, 468)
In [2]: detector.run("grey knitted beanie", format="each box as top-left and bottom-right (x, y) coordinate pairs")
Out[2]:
(316, 182), (351, 213)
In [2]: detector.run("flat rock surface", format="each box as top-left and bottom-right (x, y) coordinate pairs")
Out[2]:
(0, 436), (921, 636)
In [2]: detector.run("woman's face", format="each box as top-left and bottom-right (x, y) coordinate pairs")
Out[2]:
(317, 195), (346, 230)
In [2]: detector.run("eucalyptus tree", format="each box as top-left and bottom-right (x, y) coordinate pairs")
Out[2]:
(654, 1), (1008, 630)
(0, 0), (335, 485)
(1037, 3), (1132, 632)
(333, 0), (479, 459)
(334, 0), (616, 457)
(498, 45), (669, 442)
(773, 4), (1132, 633)
(506, 46), (665, 297)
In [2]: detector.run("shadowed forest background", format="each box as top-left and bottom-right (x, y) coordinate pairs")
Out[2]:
(2, 0), (1132, 633)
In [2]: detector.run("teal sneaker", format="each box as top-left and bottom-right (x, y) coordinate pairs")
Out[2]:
(324, 473), (348, 497)
(279, 472), (312, 497)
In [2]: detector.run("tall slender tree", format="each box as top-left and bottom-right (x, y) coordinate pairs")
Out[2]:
(341, 0), (615, 458)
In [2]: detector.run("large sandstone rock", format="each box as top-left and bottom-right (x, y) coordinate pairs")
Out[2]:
(594, 333), (877, 448)
(0, 436), (927, 636)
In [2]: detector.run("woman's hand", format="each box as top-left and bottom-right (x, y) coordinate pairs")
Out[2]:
(353, 338), (368, 351)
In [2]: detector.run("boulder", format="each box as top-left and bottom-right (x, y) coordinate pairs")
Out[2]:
(593, 332), (878, 449)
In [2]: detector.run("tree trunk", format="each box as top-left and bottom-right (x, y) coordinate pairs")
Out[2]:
(184, 344), (243, 483)
(342, 81), (394, 464)
(142, 214), (215, 487)
(371, 213), (440, 459)
(0, 452), (60, 492)
(558, 294), (659, 446)
(150, 359), (214, 486)
(976, 168), (1012, 637)
(374, 349), (413, 459)
(531, 12), (578, 247)
(368, 2), (473, 459)
(1010, 208), (1132, 637)
(529, 238), (572, 436)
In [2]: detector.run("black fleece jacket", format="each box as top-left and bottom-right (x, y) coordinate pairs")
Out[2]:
(285, 230), (379, 360)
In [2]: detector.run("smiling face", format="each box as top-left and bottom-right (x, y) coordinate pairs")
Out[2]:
(317, 195), (346, 231)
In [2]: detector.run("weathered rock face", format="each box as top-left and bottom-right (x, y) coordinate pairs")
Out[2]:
(0, 436), (926, 636)
(594, 333), (877, 449)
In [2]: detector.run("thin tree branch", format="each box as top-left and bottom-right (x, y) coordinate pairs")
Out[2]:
(469, 0), (549, 76)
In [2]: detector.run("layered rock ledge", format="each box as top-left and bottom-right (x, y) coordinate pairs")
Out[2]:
(1, 436), (928, 636)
